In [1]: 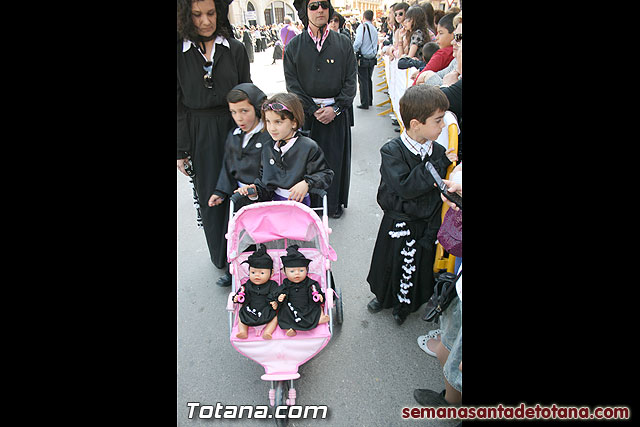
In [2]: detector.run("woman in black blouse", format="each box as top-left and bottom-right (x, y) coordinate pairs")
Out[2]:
(177, 0), (251, 285)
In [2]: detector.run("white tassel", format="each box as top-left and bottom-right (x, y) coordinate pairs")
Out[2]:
(395, 222), (406, 228)
(406, 239), (416, 247)
(403, 257), (414, 264)
(401, 248), (416, 257)
(388, 229), (411, 238)
(397, 294), (411, 304)
(402, 264), (416, 274)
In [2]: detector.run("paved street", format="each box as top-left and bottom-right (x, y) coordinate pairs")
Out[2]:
(177, 46), (458, 427)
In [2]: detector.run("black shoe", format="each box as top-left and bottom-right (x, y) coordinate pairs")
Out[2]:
(216, 271), (232, 287)
(356, 104), (369, 109)
(391, 119), (399, 126)
(331, 206), (344, 218)
(394, 127), (400, 132)
(367, 298), (383, 313)
(393, 312), (407, 325)
(413, 389), (448, 406)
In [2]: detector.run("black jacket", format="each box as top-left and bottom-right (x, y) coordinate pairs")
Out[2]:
(283, 30), (357, 115)
(376, 137), (451, 221)
(255, 133), (334, 200)
(214, 128), (272, 197)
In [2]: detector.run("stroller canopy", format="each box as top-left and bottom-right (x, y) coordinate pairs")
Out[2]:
(226, 201), (336, 262)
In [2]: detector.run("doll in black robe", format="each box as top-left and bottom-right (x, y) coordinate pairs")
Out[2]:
(277, 245), (329, 337)
(233, 244), (280, 340)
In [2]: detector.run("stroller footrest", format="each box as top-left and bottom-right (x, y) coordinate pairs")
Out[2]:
(261, 372), (301, 381)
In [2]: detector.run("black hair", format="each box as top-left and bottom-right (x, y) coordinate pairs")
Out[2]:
(421, 41), (439, 63)
(177, 0), (232, 43)
(437, 12), (456, 34)
(399, 85), (449, 130)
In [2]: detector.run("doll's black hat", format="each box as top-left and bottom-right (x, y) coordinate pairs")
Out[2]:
(280, 244), (312, 267)
(242, 244), (273, 269)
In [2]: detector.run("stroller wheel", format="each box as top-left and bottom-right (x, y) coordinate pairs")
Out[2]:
(335, 287), (344, 325)
(273, 381), (289, 427)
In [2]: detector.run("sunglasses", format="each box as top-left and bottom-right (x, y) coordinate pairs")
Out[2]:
(454, 33), (463, 43)
(395, 11), (404, 16)
(308, 1), (330, 11)
(203, 61), (213, 89)
(262, 102), (292, 113)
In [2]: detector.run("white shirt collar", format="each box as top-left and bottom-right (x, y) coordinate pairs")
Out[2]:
(274, 136), (298, 157)
(238, 121), (264, 148)
(401, 131), (433, 159)
(182, 35), (230, 53)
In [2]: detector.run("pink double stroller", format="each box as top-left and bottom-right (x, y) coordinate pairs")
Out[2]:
(225, 192), (343, 422)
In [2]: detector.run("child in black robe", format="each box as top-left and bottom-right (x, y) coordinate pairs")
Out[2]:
(208, 83), (271, 211)
(233, 244), (280, 340)
(366, 85), (458, 325)
(233, 93), (333, 207)
(277, 245), (330, 337)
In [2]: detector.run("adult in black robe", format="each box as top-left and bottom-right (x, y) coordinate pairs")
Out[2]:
(177, 0), (252, 271)
(366, 137), (452, 323)
(242, 28), (254, 63)
(285, 0), (357, 217)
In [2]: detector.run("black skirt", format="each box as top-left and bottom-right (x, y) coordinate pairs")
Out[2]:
(189, 109), (235, 269)
(304, 112), (351, 214)
(366, 214), (438, 315)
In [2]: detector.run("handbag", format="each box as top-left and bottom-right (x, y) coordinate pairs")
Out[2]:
(437, 207), (462, 257)
(422, 269), (462, 323)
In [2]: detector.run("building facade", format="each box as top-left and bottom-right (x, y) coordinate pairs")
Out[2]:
(229, 0), (297, 27)
(227, 0), (460, 28)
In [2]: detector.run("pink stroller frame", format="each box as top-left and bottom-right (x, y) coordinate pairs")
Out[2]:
(225, 191), (343, 418)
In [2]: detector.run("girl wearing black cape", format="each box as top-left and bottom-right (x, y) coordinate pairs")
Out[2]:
(277, 245), (330, 336)
(177, 0), (251, 281)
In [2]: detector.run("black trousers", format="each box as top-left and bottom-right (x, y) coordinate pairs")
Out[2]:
(357, 58), (376, 106)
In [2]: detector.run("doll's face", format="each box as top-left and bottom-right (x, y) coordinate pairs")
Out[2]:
(284, 266), (307, 283)
(249, 267), (272, 285)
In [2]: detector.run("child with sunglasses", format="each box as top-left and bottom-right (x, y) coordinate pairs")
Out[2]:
(234, 92), (334, 206)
